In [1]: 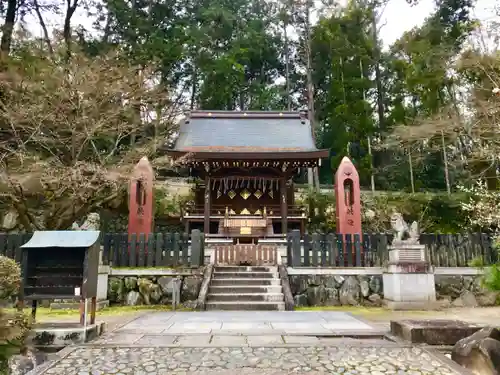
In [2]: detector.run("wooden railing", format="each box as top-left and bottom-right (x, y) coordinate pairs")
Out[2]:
(184, 204), (305, 217)
(213, 244), (278, 266)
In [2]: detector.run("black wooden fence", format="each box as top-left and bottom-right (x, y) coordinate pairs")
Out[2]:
(0, 231), (205, 268)
(0, 233), (32, 264)
(0, 231), (496, 268)
(101, 231), (204, 267)
(287, 231), (497, 267)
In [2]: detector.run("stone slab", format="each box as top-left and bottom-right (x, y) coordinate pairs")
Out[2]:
(115, 311), (377, 337)
(165, 321), (222, 334)
(247, 335), (284, 346)
(28, 322), (105, 348)
(384, 299), (447, 311)
(211, 335), (247, 346)
(219, 322), (272, 331)
(322, 321), (373, 331)
(134, 335), (178, 345)
(92, 333), (143, 344)
(391, 319), (486, 345)
(270, 322), (319, 330)
(282, 336), (320, 344)
(175, 335), (212, 346)
(117, 325), (173, 334)
(214, 322), (277, 335)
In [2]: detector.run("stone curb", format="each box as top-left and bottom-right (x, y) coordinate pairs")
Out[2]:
(422, 347), (475, 375)
(77, 342), (409, 348)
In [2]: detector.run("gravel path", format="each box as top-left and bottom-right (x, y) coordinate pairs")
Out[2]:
(42, 346), (459, 374)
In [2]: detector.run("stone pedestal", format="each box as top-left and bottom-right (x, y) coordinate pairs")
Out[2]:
(28, 322), (106, 350)
(390, 319), (485, 345)
(97, 264), (110, 301)
(383, 244), (438, 310)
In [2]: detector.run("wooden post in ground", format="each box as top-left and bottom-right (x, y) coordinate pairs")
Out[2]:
(90, 297), (97, 325)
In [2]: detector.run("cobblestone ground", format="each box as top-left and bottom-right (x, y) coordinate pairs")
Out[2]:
(43, 346), (459, 375)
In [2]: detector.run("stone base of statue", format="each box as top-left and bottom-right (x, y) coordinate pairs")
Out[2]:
(383, 242), (438, 310)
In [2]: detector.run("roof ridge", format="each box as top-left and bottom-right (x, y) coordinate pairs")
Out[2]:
(186, 110), (308, 121)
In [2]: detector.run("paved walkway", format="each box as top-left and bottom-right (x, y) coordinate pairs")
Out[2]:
(32, 311), (469, 375)
(93, 311), (378, 345)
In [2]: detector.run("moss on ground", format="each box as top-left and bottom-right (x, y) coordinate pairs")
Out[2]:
(7, 305), (192, 320)
(294, 305), (436, 320)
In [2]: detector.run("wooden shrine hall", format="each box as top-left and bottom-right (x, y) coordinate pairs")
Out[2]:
(165, 110), (329, 240)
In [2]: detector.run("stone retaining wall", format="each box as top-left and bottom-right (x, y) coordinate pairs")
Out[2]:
(290, 275), (384, 307)
(102, 267), (498, 309)
(435, 274), (499, 307)
(107, 273), (203, 308)
(290, 272), (499, 308)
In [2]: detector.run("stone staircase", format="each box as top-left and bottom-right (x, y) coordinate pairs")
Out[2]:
(206, 266), (285, 311)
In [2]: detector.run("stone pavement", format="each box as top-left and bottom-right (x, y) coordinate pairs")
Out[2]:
(30, 311), (470, 375)
(41, 345), (461, 374)
(93, 311), (378, 344)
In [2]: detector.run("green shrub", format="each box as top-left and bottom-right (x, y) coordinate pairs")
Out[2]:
(0, 256), (21, 301)
(0, 256), (30, 372)
(482, 265), (500, 292)
(468, 256), (485, 268)
(0, 309), (31, 372)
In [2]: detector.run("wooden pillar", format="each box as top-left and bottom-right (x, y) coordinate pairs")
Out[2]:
(204, 176), (211, 234)
(79, 297), (85, 326)
(280, 177), (288, 234)
(90, 297), (97, 325)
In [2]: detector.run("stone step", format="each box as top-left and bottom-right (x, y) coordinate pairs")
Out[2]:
(210, 278), (281, 286)
(212, 272), (278, 279)
(208, 285), (283, 294)
(214, 266), (277, 272)
(207, 293), (284, 302)
(205, 301), (286, 311)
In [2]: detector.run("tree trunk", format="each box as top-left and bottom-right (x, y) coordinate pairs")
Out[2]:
(190, 65), (197, 110)
(63, 0), (79, 60)
(33, 0), (54, 55)
(0, 0), (17, 59)
(371, 8), (384, 130)
(283, 13), (291, 111)
(303, 0), (319, 191)
(441, 130), (451, 195)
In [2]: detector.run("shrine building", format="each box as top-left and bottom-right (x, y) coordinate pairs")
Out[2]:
(165, 110), (329, 241)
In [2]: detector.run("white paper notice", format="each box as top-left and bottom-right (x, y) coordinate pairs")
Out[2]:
(74, 287), (81, 296)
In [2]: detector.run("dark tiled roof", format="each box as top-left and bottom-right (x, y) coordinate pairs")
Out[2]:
(173, 111), (319, 152)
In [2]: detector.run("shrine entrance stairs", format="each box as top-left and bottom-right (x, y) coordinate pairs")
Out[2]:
(206, 266), (285, 311)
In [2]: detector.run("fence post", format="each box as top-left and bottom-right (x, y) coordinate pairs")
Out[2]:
(354, 234), (361, 267)
(303, 233), (311, 266)
(191, 229), (203, 267)
(312, 233), (320, 267)
(129, 234), (137, 267)
(138, 233), (146, 267)
(102, 233), (112, 266)
(290, 230), (301, 267)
